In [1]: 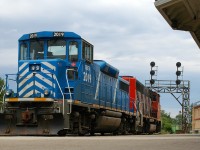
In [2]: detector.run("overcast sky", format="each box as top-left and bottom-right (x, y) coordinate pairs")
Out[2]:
(0, 0), (200, 117)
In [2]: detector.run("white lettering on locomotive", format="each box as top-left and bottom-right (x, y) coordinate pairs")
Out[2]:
(30, 33), (37, 39)
(83, 65), (91, 83)
(53, 32), (64, 37)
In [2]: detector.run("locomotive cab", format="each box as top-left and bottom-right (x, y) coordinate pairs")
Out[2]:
(5, 31), (94, 100)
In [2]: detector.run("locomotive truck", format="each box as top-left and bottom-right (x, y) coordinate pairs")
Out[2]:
(0, 31), (161, 135)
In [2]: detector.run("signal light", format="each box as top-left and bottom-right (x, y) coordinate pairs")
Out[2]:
(150, 61), (155, 67)
(176, 62), (182, 85)
(176, 62), (181, 68)
(150, 79), (155, 84)
(176, 79), (181, 85)
(150, 61), (157, 85)
(176, 71), (181, 76)
(150, 70), (155, 75)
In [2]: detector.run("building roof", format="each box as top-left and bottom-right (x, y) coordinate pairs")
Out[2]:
(155, 0), (200, 48)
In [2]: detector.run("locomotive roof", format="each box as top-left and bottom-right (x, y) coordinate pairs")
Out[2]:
(19, 31), (81, 41)
(94, 60), (119, 78)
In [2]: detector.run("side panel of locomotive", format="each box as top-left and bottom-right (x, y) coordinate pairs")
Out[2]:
(67, 60), (130, 135)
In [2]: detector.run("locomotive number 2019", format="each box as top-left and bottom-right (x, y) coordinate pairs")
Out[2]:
(83, 72), (91, 83)
(83, 65), (91, 83)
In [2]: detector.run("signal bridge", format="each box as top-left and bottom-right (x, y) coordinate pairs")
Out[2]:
(145, 62), (190, 133)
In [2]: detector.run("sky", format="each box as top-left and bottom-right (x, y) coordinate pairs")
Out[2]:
(0, 0), (200, 117)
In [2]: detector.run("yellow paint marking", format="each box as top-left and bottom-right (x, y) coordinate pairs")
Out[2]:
(34, 98), (47, 101)
(74, 100), (80, 104)
(7, 98), (18, 102)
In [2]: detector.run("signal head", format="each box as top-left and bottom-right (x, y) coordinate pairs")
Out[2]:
(150, 79), (155, 85)
(176, 71), (181, 76)
(150, 61), (155, 67)
(176, 79), (181, 85)
(150, 70), (155, 76)
(176, 62), (181, 68)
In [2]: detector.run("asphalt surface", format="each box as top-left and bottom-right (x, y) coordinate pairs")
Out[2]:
(0, 134), (199, 150)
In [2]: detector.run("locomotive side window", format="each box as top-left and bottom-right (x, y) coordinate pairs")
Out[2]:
(30, 41), (44, 60)
(20, 43), (28, 60)
(67, 68), (78, 80)
(82, 41), (93, 63)
(69, 41), (78, 62)
(48, 40), (66, 59)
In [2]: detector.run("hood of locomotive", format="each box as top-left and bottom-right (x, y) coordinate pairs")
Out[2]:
(17, 59), (66, 99)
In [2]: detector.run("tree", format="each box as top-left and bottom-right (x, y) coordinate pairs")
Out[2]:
(0, 77), (5, 102)
(175, 113), (182, 127)
(161, 110), (173, 133)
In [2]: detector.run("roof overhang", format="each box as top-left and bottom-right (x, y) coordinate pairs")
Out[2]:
(155, 0), (200, 48)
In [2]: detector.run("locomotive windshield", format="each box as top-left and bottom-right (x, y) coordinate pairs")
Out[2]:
(48, 39), (66, 59)
(30, 40), (44, 60)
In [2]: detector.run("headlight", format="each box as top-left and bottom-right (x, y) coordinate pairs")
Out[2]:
(31, 65), (35, 71)
(44, 89), (50, 96)
(29, 64), (41, 71)
(35, 65), (40, 71)
(5, 89), (13, 97)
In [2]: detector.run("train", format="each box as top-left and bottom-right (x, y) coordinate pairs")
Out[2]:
(0, 31), (161, 135)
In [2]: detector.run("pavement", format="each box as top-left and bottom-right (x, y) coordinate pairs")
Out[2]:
(0, 134), (199, 150)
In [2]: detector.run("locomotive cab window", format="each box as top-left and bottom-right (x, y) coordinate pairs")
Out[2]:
(48, 39), (66, 59)
(69, 41), (78, 62)
(67, 68), (78, 80)
(82, 41), (93, 63)
(20, 43), (28, 60)
(30, 40), (44, 60)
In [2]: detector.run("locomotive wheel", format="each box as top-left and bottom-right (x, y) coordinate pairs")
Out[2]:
(90, 132), (95, 136)
(113, 131), (118, 136)
(57, 129), (67, 136)
(101, 132), (105, 136)
(78, 129), (89, 136)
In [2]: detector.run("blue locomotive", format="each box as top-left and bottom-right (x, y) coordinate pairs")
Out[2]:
(0, 31), (161, 135)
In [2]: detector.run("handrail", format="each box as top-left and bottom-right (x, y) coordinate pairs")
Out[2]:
(66, 69), (73, 114)
(53, 75), (65, 115)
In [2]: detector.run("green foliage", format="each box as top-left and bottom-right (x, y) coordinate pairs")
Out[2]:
(175, 113), (182, 126)
(0, 77), (5, 102)
(161, 110), (173, 133)
(161, 110), (184, 134)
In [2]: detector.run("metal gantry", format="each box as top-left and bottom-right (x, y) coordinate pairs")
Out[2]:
(145, 80), (190, 132)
